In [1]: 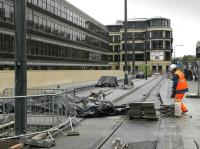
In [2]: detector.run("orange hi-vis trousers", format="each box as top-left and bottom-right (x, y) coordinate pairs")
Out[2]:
(175, 93), (188, 112)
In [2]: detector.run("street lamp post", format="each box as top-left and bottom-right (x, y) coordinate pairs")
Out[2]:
(144, 27), (148, 80)
(15, 0), (27, 135)
(124, 0), (128, 85)
(118, 39), (121, 70)
(132, 32), (135, 76)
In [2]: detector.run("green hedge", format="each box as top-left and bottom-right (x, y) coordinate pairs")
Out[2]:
(138, 64), (152, 76)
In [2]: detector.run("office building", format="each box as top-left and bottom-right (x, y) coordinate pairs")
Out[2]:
(107, 17), (173, 73)
(0, 0), (109, 70)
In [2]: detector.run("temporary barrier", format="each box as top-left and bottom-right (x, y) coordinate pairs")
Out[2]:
(0, 89), (78, 141)
(2, 88), (65, 97)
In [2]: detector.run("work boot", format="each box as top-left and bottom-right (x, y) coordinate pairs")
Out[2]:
(182, 109), (188, 114)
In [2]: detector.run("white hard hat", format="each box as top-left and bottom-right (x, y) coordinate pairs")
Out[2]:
(169, 64), (177, 71)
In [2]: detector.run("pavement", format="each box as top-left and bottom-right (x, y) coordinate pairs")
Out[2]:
(50, 77), (200, 149)
(157, 79), (200, 149)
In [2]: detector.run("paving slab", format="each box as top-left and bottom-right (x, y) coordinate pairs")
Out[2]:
(158, 80), (200, 149)
(52, 116), (124, 149)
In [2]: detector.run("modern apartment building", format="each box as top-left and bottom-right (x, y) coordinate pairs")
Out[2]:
(0, 0), (109, 70)
(107, 17), (173, 73)
(196, 41), (200, 61)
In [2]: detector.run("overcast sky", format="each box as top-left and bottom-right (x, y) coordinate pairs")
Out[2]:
(67, 0), (200, 57)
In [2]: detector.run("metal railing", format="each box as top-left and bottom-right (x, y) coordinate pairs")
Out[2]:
(0, 89), (78, 141)
(2, 88), (65, 97)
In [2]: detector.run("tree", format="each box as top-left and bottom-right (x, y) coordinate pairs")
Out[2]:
(182, 55), (196, 62)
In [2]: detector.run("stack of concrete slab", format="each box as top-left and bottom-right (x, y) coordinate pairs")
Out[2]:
(128, 102), (158, 120)
(128, 103), (143, 118)
(142, 102), (157, 119)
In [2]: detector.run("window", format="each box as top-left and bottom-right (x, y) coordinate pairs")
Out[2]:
(165, 52), (170, 61)
(122, 43), (132, 51)
(42, 0), (47, 10)
(42, 18), (47, 31)
(50, 21), (54, 33)
(152, 40), (163, 49)
(33, 0), (38, 5)
(61, 26), (65, 37)
(28, 12), (33, 21)
(69, 10), (73, 21)
(54, 23), (58, 35)
(134, 32), (145, 39)
(151, 30), (163, 38)
(57, 3), (61, 16)
(3, 3), (10, 19)
(64, 7), (68, 20)
(151, 19), (162, 27)
(0, 2), (3, 20)
(47, 0), (51, 11)
(33, 15), (39, 29)
(38, 0), (42, 7)
(135, 43), (144, 50)
(55, 2), (58, 15)
(165, 31), (171, 38)
(165, 40), (171, 49)
(38, 17), (43, 30)
(50, 0), (55, 13)
(61, 5), (65, 18)
(133, 22), (146, 29)
(57, 24), (61, 36)
(46, 20), (51, 32)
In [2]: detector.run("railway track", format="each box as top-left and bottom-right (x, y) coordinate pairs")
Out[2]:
(94, 75), (164, 149)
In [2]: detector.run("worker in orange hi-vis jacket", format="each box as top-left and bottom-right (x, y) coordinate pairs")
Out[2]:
(169, 64), (189, 113)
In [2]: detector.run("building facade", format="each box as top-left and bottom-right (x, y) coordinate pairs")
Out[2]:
(107, 17), (173, 73)
(196, 41), (200, 61)
(0, 0), (109, 70)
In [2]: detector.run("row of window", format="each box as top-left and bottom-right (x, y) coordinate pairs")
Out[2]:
(0, 0), (108, 41)
(27, 0), (87, 29)
(26, 12), (108, 50)
(109, 51), (171, 62)
(121, 31), (171, 41)
(27, 0), (107, 38)
(109, 40), (171, 52)
(107, 19), (171, 32)
(0, 65), (110, 70)
(0, 34), (108, 62)
(109, 31), (172, 44)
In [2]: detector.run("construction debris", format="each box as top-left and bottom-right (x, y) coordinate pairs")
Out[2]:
(95, 76), (119, 87)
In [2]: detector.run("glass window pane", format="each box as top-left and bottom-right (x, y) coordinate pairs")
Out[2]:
(33, 0), (38, 5)
(38, 0), (42, 7)
(0, 2), (3, 8)
(42, 0), (47, 10)
(3, 4), (10, 18)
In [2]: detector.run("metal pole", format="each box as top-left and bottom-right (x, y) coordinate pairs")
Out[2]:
(15, 0), (27, 135)
(145, 28), (147, 80)
(198, 62), (200, 96)
(174, 46), (175, 61)
(124, 0), (128, 85)
(118, 40), (120, 70)
(132, 32), (135, 76)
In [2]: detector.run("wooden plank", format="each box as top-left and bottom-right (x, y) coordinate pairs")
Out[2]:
(9, 143), (23, 149)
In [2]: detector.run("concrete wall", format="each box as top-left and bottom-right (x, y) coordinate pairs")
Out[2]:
(0, 70), (124, 92)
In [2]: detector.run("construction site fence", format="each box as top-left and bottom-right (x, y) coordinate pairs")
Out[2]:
(0, 89), (77, 141)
